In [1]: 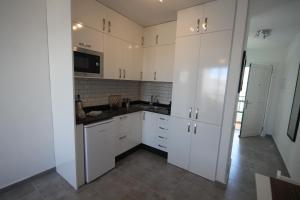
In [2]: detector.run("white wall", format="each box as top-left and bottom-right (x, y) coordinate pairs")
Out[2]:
(272, 32), (300, 182)
(246, 48), (287, 135)
(0, 0), (55, 189)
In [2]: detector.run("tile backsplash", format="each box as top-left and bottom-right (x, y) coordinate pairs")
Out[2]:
(75, 79), (173, 107)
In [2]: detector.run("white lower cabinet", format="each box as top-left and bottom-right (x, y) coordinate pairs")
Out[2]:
(142, 111), (169, 152)
(114, 112), (142, 156)
(168, 116), (221, 181)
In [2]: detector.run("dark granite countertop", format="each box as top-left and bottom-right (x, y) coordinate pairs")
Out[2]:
(76, 101), (170, 125)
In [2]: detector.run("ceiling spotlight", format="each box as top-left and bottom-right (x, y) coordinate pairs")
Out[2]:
(255, 29), (272, 39)
(158, 0), (163, 3)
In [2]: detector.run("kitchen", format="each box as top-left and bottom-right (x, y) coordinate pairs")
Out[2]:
(0, 0), (248, 198)
(72, 0), (238, 188)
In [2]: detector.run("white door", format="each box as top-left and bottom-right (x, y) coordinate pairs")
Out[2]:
(155, 44), (175, 82)
(240, 64), (273, 137)
(168, 117), (191, 170)
(189, 122), (221, 181)
(194, 30), (232, 125)
(127, 112), (142, 149)
(156, 21), (177, 45)
(202, 0), (236, 33)
(142, 112), (156, 148)
(142, 47), (156, 81)
(176, 5), (204, 37)
(171, 35), (201, 119)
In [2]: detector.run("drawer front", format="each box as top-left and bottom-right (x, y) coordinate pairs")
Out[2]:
(155, 135), (168, 152)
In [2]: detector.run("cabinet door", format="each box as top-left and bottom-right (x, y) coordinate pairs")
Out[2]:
(155, 44), (175, 82)
(142, 47), (156, 81)
(167, 117), (191, 170)
(103, 34), (123, 79)
(189, 122), (221, 181)
(143, 26), (157, 47)
(156, 21), (177, 45)
(122, 40), (133, 80)
(176, 5), (204, 37)
(202, 0), (236, 33)
(132, 44), (143, 80)
(142, 112), (156, 148)
(127, 112), (142, 149)
(194, 31), (232, 125)
(72, 0), (106, 32)
(72, 24), (104, 52)
(171, 36), (201, 119)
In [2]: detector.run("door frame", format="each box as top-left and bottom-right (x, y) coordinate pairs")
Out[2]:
(239, 63), (273, 137)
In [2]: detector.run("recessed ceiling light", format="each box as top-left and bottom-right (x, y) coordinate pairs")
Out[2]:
(158, 0), (163, 3)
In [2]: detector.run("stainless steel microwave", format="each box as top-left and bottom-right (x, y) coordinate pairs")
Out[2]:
(73, 47), (103, 78)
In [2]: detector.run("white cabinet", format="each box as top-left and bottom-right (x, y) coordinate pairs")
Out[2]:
(142, 111), (169, 152)
(155, 44), (175, 82)
(114, 113), (142, 156)
(189, 122), (221, 181)
(176, 0), (236, 37)
(168, 117), (221, 181)
(142, 47), (156, 81)
(195, 31), (232, 125)
(176, 5), (204, 37)
(72, 23), (104, 52)
(167, 117), (191, 170)
(143, 26), (157, 47)
(72, 0), (106, 32)
(171, 35), (201, 119)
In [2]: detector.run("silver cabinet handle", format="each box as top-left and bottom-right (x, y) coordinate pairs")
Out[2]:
(158, 144), (166, 148)
(156, 34), (159, 44)
(108, 21), (111, 33)
(187, 122), (191, 132)
(123, 69), (126, 79)
(159, 117), (166, 120)
(189, 107), (192, 118)
(141, 36), (144, 46)
(159, 126), (166, 130)
(195, 108), (199, 120)
(154, 72), (157, 80)
(158, 136), (165, 139)
(194, 123), (197, 134)
(203, 17), (208, 31)
(102, 18), (106, 32)
(143, 112), (145, 120)
(119, 135), (127, 140)
(197, 19), (200, 32)
(119, 68), (122, 79)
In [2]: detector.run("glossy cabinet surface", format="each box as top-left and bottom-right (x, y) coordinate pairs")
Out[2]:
(156, 21), (177, 45)
(142, 47), (156, 81)
(155, 44), (175, 82)
(142, 111), (156, 147)
(194, 31), (232, 125)
(189, 122), (221, 181)
(167, 117), (191, 170)
(143, 26), (157, 47)
(72, 23), (104, 52)
(176, 5), (203, 37)
(171, 35), (201, 119)
(72, 0), (106, 32)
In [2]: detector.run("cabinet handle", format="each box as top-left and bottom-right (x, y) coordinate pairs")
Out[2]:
(108, 21), (111, 33)
(119, 135), (127, 140)
(159, 126), (166, 130)
(195, 108), (199, 120)
(141, 36), (144, 46)
(159, 117), (166, 120)
(143, 112), (145, 120)
(203, 18), (208, 31)
(156, 35), (159, 44)
(123, 69), (126, 79)
(154, 72), (157, 80)
(102, 18), (106, 32)
(189, 107), (192, 118)
(197, 19), (200, 32)
(158, 144), (166, 148)
(119, 68), (122, 79)
(187, 122), (191, 132)
(158, 136), (165, 139)
(194, 123), (197, 134)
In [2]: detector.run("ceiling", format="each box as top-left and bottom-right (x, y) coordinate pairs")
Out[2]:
(96, 0), (213, 27)
(247, 0), (300, 50)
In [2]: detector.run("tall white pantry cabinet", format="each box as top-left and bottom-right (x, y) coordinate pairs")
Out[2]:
(168, 0), (236, 181)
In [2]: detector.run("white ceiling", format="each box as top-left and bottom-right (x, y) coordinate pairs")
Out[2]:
(96, 0), (213, 27)
(247, 0), (300, 50)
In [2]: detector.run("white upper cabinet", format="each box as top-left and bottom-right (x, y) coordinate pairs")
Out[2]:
(171, 36), (201, 119)
(143, 26), (157, 47)
(142, 47), (156, 81)
(156, 21), (177, 45)
(155, 44), (175, 82)
(72, 0), (106, 32)
(176, 5), (204, 37)
(176, 0), (236, 37)
(194, 31), (232, 125)
(202, 0), (236, 33)
(72, 23), (104, 52)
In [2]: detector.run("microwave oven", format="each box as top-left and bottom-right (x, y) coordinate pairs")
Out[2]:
(73, 47), (103, 78)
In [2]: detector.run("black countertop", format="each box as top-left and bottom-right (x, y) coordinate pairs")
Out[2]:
(76, 102), (170, 125)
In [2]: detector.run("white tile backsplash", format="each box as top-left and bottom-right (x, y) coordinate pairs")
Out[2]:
(75, 79), (173, 107)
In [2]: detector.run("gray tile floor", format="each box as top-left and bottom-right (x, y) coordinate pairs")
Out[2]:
(0, 133), (289, 200)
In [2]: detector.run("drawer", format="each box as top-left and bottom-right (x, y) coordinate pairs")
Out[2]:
(156, 135), (167, 145)
(156, 142), (167, 152)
